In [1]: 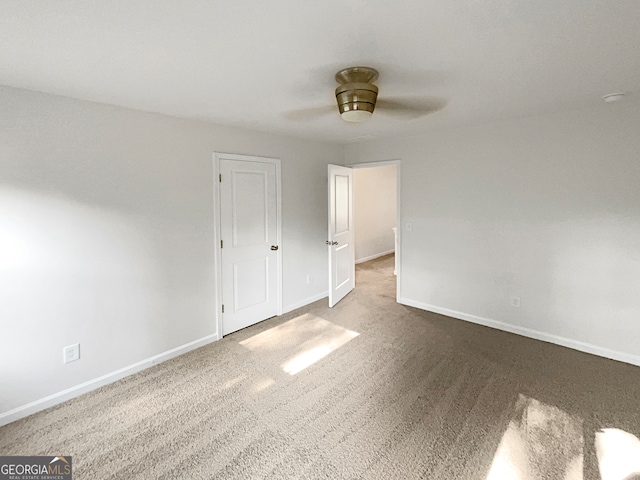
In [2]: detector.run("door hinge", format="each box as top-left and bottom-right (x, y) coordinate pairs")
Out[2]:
(222, 304), (225, 313)
(219, 173), (222, 182)
(221, 240), (223, 248)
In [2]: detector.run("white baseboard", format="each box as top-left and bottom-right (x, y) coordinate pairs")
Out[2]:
(283, 291), (328, 314)
(398, 297), (640, 368)
(0, 333), (219, 427)
(355, 249), (395, 264)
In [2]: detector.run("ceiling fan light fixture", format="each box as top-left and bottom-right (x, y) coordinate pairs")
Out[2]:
(289, 65), (442, 123)
(335, 76), (379, 123)
(341, 109), (373, 123)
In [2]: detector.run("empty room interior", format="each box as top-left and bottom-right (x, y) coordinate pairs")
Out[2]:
(1, 1), (640, 479)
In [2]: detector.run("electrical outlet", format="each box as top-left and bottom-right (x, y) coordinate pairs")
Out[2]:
(63, 343), (80, 364)
(510, 296), (521, 308)
(306, 275), (312, 284)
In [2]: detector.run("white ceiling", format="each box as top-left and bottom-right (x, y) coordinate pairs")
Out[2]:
(1, 0), (638, 143)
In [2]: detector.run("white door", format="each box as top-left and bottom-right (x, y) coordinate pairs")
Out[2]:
(220, 158), (279, 335)
(328, 164), (355, 307)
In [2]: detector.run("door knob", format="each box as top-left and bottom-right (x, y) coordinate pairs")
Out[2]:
(271, 245), (279, 251)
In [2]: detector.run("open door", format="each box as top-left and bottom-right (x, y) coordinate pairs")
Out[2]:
(328, 164), (355, 307)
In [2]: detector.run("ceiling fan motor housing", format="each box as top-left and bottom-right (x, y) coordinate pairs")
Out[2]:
(334, 67), (379, 121)
(335, 82), (379, 115)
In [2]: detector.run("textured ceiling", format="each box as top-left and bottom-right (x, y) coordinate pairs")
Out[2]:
(1, 0), (638, 143)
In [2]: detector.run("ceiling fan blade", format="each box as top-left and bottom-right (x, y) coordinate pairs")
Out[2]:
(373, 67), (449, 89)
(283, 105), (334, 121)
(376, 97), (448, 119)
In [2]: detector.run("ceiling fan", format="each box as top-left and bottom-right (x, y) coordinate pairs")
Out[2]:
(286, 66), (447, 123)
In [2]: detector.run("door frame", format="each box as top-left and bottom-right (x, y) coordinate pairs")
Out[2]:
(213, 152), (283, 338)
(348, 159), (402, 302)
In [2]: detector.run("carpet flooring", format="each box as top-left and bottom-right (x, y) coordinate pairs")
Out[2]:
(2, 254), (640, 479)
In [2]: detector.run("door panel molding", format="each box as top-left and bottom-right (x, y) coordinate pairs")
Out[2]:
(231, 169), (269, 247)
(213, 153), (282, 338)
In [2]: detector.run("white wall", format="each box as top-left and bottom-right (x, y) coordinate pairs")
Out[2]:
(0, 86), (341, 419)
(353, 165), (397, 263)
(345, 100), (640, 365)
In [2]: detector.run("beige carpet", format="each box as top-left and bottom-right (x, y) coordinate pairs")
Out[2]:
(2, 254), (640, 479)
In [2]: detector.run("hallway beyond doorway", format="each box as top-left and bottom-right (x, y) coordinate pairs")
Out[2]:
(355, 252), (396, 301)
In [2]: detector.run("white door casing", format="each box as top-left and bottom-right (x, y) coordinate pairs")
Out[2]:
(328, 164), (355, 307)
(217, 155), (280, 335)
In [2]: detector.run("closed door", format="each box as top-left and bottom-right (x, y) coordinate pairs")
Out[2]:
(220, 158), (279, 335)
(328, 164), (355, 307)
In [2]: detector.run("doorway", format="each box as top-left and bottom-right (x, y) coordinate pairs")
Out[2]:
(353, 163), (398, 270)
(214, 153), (282, 337)
(327, 160), (401, 307)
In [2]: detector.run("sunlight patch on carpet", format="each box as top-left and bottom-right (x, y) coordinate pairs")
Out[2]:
(281, 328), (359, 375)
(486, 394), (583, 480)
(252, 377), (275, 392)
(239, 313), (359, 375)
(595, 428), (640, 480)
(221, 374), (246, 391)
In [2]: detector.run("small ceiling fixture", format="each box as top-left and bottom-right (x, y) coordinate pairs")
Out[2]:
(335, 67), (379, 122)
(603, 92), (626, 103)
